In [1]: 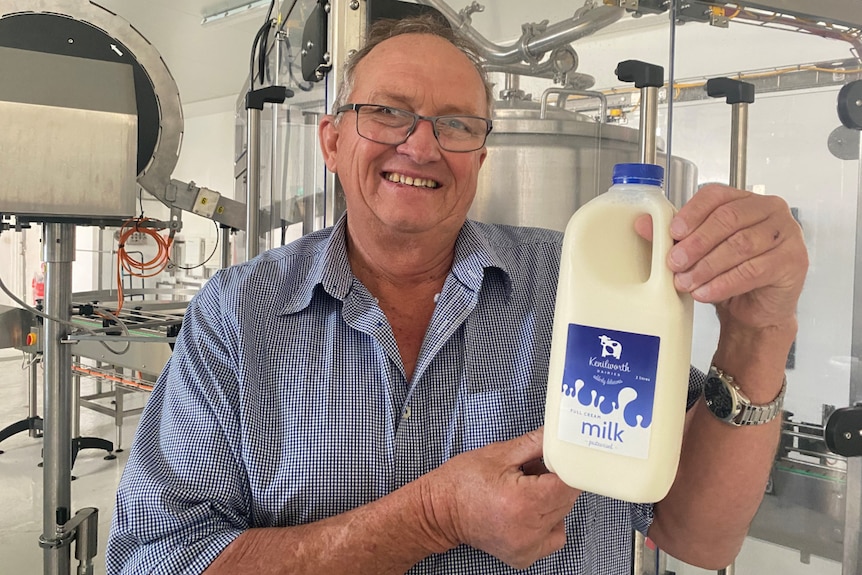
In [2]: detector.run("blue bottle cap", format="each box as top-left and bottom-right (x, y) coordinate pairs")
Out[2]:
(612, 163), (664, 186)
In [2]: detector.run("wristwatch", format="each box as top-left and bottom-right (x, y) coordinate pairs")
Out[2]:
(703, 365), (786, 426)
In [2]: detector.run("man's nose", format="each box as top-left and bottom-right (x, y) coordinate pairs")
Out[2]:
(396, 118), (443, 163)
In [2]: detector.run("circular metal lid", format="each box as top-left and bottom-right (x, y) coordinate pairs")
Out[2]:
(0, 0), (183, 197)
(493, 98), (593, 122)
(490, 98), (641, 144)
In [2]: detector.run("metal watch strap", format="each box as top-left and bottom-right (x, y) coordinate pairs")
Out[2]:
(710, 365), (787, 426)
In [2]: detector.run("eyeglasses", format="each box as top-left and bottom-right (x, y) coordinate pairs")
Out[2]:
(335, 103), (493, 153)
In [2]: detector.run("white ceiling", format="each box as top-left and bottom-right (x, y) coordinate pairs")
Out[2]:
(95, 0), (269, 106)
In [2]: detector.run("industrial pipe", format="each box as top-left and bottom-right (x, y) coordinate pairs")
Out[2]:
(415, 0), (623, 65)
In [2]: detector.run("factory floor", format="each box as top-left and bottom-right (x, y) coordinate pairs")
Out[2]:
(0, 347), (146, 575)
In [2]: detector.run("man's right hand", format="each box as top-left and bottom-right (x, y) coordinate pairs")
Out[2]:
(420, 428), (581, 569)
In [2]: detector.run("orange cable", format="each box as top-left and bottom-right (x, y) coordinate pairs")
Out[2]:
(114, 217), (174, 314)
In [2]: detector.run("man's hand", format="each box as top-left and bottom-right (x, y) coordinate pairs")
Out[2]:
(665, 183), (807, 330)
(419, 428), (580, 570)
(636, 184), (807, 331)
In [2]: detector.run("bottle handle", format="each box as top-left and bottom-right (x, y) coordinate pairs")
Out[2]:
(644, 198), (676, 291)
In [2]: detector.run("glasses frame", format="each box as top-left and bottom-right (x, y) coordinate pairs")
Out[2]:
(335, 103), (493, 153)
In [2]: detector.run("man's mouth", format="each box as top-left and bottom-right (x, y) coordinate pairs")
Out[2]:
(384, 172), (439, 189)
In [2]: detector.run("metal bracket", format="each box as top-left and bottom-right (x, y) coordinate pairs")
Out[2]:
(39, 507), (98, 560)
(301, 0), (331, 82)
(459, 1), (484, 21)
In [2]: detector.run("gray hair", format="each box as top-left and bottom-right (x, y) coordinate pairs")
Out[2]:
(331, 14), (495, 118)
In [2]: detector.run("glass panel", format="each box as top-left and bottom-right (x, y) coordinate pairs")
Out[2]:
(270, 1), (330, 245)
(669, 2), (861, 573)
(233, 0), (329, 256)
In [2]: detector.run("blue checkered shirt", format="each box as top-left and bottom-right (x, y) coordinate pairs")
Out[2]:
(107, 216), (705, 574)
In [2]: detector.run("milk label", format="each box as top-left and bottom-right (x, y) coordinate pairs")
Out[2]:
(558, 323), (660, 459)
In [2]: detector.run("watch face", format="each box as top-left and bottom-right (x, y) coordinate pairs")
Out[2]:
(705, 375), (735, 420)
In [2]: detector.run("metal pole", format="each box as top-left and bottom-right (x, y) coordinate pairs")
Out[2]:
(707, 91), (753, 574)
(29, 353), (40, 437)
(220, 226), (231, 269)
(842, 135), (862, 575)
(845, 457), (862, 574)
(303, 110), (324, 235)
(640, 87), (659, 165)
(96, 229), (104, 290)
(41, 222), (75, 575)
(20, 227), (28, 303)
(729, 103), (749, 190)
(246, 106), (262, 261)
(72, 356), (80, 439)
(631, 531), (646, 575)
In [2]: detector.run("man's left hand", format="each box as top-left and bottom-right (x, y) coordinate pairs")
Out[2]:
(665, 183), (807, 331)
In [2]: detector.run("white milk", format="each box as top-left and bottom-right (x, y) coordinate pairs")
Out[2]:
(543, 163), (694, 503)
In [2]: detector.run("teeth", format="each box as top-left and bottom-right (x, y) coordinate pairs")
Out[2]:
(386, 172), (438, 189)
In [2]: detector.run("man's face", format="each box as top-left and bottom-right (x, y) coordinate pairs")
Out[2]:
(319, 33), (489, 238)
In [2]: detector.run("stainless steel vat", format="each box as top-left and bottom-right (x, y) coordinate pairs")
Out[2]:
(471, 99), (698, 232)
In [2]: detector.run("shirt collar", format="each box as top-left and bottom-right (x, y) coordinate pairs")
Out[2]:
(279, 216), (512, 315)
(451, 219), (512, 297)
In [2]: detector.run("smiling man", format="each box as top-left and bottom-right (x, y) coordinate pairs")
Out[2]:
(107, 14), (808, 575)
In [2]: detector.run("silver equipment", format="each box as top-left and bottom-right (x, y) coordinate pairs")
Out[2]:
(0, 47), (137, 219)
(0, 2), (213, 574)
(470, 94), (698, 231)
(422, 1), (699, 228)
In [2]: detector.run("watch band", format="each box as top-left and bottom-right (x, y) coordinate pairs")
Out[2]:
(706, 365), (786, 426)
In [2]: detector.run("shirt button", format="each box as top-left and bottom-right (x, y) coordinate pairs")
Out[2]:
(402, 405), (412, 420)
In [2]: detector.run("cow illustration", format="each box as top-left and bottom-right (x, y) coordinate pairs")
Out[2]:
(599, 335), (622, 360)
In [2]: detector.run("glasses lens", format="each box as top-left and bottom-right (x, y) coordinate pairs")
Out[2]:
(434, 116), (490, 152)
(355, 105), (415, 145)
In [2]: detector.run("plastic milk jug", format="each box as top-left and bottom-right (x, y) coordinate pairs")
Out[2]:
(543, 163), (694, 503)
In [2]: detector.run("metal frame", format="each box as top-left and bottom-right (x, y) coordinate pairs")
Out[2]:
(738, 0), (862, 29)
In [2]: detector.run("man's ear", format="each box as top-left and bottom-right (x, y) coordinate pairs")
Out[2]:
(318, 115), (339, 172)
(477, 146), (488, 169)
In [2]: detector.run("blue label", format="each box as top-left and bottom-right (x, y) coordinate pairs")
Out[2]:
(557, 323), (660, 459)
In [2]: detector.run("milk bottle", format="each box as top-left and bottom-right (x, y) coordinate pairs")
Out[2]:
(543, 162), (694, 503)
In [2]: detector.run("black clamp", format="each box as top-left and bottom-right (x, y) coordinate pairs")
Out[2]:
(706, 77), (755, 105)
(825, 404), (862, 457)
(615, 59), (664, 89)
(245, 86), (293, 111)
(838, 80), (862, 131)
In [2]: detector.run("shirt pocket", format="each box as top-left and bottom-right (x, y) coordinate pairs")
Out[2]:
(459, 376), (546, 452)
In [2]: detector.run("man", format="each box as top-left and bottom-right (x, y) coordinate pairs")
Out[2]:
(106, 15), (808, 575)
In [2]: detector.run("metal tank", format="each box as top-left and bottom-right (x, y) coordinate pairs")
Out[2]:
(470, 93), (698, 232)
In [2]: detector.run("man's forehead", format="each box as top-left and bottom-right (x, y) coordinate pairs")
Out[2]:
(351, 35), (486, 113)
(360, 32), (471, 69)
